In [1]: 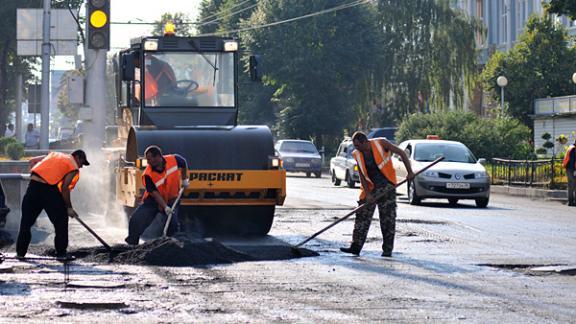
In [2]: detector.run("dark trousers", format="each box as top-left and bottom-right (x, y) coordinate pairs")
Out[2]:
(125, 199), (180, 244)
(568, 169), (576, 205)
(16, 181), (69, 256)
(351, 183), (397, 254)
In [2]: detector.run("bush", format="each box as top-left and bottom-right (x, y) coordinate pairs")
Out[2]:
(0, 137), (17, 154)
(396, 111), (532, 160)
(5, 142), (24, 160)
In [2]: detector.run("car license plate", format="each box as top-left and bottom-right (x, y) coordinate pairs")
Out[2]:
(446, 182), (470, 189)
(295, 163), (310, 168)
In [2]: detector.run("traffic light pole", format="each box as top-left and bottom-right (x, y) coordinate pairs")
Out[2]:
(40, 0), (51, 150)
(83, 48), (107, 149)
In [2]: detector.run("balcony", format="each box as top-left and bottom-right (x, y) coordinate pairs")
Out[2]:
(534, 95), (576, 116)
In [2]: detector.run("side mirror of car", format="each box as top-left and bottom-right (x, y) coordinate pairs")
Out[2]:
(477, 158), (486, 165)
(121, 53), (135, 81)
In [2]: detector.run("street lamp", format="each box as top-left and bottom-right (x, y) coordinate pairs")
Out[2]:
(571, 72), (576, 95)
(496, 76), (508, 114)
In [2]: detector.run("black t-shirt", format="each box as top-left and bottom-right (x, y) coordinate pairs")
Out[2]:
(362, 150), (388, 187)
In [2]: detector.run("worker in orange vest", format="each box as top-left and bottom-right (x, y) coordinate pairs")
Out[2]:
(16, 150), (90, 260)
(563, 139), (576, 206)
(125, 145), (189, 245)
(340, 131), (414, 257)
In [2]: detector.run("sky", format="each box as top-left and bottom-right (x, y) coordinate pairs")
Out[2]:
(53, 0), (201, 69)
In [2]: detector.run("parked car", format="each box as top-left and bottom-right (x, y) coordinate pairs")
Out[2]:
(368, 127), (397, 143)
(393, 139), (490, 207)
(330, 137), (359, 188)
(275, 139), (322, 178)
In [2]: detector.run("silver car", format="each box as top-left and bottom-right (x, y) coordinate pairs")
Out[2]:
(393, 139), (490, 207)
(330, 137), (359, 187)
(275, 140), (322, 178)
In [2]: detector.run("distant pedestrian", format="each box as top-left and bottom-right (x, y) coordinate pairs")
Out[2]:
(562, 139), (576, 206)
(4, 123), (15, 138)
(24, 123), (40, 149)
(340, 131), (414, 258)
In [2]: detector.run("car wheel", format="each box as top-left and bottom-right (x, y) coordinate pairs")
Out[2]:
(306, 172), (311, 178)
(448, 198), (458, 206)
(346, 171), (355, 188)
(408, 181), (421, 205)
(475, 197), (489, 208)
(331, 171), (341, 186)
(314, 172), (321, 178)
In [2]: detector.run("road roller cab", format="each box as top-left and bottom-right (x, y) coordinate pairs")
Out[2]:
(112, 33), (286, 236)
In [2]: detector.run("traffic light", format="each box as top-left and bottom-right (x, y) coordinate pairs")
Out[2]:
(87, 0), (110, 50)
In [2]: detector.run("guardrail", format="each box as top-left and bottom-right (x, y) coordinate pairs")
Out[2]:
(490, 158), (567, 189)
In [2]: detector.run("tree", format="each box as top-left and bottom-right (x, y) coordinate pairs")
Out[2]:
(481, 16), (576, 126)
(242, 0), (379, 149)
(0, 0), (83, 135)
(546, 0), (576, 20)
(152, 12), (194, 36)
(372, 0), (483, 122)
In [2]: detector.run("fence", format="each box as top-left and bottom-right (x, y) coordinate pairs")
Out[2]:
(489, 158), (567, 189)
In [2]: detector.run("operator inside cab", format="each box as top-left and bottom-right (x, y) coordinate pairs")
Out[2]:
(132, 22), (215, 107)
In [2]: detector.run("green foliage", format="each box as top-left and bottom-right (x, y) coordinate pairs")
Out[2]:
(546, 0), (576, 20)
(481, 16), (576, 126)
(5, 141), (24, 160)
(396, 111), (532, 160)
(0, 136), (17, 154)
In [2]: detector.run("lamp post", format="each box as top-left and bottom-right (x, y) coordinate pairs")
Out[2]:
(496, 76), (508, 114)
(572, 72), (576, 95)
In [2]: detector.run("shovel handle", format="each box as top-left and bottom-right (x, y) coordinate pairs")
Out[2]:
(163, 187), (185, 237)
(74, 216), (111, 251)
(293, 156), (444, 248)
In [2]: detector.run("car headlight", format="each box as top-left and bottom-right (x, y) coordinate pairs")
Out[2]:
(285, 157), (294, 163)
(423, 170), (439, 178)
(475, 171), (489, 179)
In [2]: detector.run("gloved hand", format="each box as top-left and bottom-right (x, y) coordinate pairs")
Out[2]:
(164, 206), (172, 216)
(67, 208), (78, 218)
(182, 179), (190, 188)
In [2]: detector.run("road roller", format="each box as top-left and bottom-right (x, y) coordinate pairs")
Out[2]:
(109, 31), (286, 236)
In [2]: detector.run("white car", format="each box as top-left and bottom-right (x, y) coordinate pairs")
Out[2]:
(330, 137), (359, 187)
(393, 139), (490, 207)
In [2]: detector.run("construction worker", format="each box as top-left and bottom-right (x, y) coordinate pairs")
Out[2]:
(125, 145), (189, 245)
(340, 131), (414, 257)
(16, 150), (90, 260)
(563, 139), (576, 206)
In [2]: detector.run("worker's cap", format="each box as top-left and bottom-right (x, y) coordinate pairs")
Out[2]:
(72, 149), (90, 166)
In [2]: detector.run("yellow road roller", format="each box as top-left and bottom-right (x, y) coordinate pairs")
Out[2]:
(110, 32), (285, 236)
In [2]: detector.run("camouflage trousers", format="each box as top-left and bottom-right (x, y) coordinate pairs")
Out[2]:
(350, 183), (397, 254)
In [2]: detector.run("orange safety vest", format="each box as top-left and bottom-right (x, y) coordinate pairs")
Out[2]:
(31, 152), (79, 192)
(144, 62), (176, 100)
(352, 139), (397, 200)
(563, 145), (575, 168)
(141, 155), (181, 203)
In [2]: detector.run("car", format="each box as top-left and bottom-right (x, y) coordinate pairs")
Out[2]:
(368, 127), (397, 143)
(393, 139), (490, 208)
(330, 137), (359, 188)
(275, 139), (322, 178)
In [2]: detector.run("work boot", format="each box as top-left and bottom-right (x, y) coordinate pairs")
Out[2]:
(381, 251), (392, 257)
(124, 237), (138, 246)
(56, 253), (75, 262)
(340, 246), (360, 256)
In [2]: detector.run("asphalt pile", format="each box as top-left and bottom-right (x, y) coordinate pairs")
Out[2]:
(67, 236), (318, 266)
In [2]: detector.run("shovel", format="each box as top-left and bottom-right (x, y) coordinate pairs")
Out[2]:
(291, 156), (445, 253)
(74, 215), (112, 251)
(162, 187), (186, 237)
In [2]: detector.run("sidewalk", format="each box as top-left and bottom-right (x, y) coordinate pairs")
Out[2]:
(491, 185), (567, 202)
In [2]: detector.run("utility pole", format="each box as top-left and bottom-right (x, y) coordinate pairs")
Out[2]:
(40, 0), (51, 149)
(15, 74), (22, 142)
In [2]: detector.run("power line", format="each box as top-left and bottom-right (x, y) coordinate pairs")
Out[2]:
(197, 0), (373, 37)
(197, 3), (258, 28)
(196, 0), (255, 24)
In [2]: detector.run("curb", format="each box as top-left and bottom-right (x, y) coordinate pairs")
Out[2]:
(491, 185), (567, 201)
